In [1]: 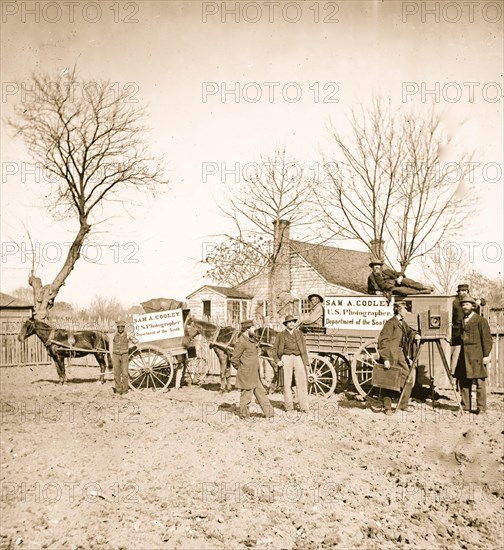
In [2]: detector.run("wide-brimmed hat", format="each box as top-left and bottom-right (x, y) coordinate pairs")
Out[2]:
(240, 319), (254, 330)
(308, 293), (323, 303)
(457, 284), (469, 292)
(283, 315), (298, 325)
(116, 320), (126, 327)
(460, 296), (476, 305)
(369, 260), (384, 267)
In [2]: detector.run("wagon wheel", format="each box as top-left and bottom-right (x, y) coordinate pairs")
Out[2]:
(128, 345), (174, 391)
(330, 353), (351, 389)
(185, 357), (209, 386)
(307, 354), (337, 398)
(351, 341), (381, 401)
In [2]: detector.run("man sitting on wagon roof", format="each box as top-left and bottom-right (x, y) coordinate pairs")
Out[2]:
(367, 260), (433, 303)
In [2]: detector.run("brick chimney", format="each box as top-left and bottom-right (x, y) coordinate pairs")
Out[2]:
(271, 220), (292, 318)
(370, 239), (385, 261)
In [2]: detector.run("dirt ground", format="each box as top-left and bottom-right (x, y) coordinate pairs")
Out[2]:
(1, 364), (503, 550)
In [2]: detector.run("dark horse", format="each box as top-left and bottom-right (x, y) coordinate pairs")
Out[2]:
(187, 318), (280, 392)
(18, 318), (110, 385)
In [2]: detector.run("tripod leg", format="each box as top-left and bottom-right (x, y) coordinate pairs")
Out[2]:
(395, 344), (422, 413)
(435, 340), (464, 413)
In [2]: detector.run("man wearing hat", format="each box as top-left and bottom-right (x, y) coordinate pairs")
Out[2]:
(273, 315), (310, 413)
(300, 294), (324, 332)
(231, 320), (274, 420)
(451, 284), (486, 372)
(112, 320), (138, 395)
(377, 301), (421, 414)
(454, 296), (493, 413)
(367, 260), (433, 301)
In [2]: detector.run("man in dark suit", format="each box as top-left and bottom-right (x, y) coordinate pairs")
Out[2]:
(273, 315), (310, 413)
(231, 320), (274, 420)
(451, 283), (486, 372)
(454, 296), (493, 413)
(377, 301), (421, 414)
(367, 260), (433, 302)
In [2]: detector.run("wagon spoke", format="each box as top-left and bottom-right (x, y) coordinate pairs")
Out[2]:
(128, 346), (174, 391)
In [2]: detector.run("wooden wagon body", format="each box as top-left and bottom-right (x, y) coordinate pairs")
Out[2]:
(300, 294), (466, 399)
(127, 303), (198, 392)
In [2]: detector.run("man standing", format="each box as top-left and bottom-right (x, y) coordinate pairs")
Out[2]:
(112, 320), (137, 395)
(368, 260), (433, 302)
(300, 294), (324, 331)
(273, 315), (310, 413)
(454, 296), (493, 413)
(231, 320), (274, 420)
(378, 301), (421, 415)
(451, 284), (486, 372)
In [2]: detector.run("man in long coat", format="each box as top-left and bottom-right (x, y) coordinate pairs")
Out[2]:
(377, 301), (420, 414)
(454, 296), (493, 413)
(451, 283), (486, 372)
(231, 320), (274, 420)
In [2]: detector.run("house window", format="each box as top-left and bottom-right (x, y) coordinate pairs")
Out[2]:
(202, 300), (211, 318)
(300, 299), (310, 314)
(227, 299), (249, 326)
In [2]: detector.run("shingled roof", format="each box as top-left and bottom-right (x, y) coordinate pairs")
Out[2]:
(187, 285), (252, 300)
(290, 240), (370, 293)
(0, 292), (34, 308)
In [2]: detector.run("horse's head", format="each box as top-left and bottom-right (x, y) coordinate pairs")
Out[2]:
(186, 317), (220, 340)
(18, 318), (36, 342)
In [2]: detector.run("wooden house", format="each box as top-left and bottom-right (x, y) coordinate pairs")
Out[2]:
(0, 292), (50, 367)
(187, 220), (372, 328)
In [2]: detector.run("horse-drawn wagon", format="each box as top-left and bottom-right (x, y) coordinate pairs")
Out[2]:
(126, 298), (199, 392)
(302, 294), (459, 401)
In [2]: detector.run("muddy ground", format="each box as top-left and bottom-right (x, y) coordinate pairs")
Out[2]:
(1, 364), (503, 550)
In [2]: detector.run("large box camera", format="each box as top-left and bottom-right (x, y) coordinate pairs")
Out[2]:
(418, 305), (449, 339)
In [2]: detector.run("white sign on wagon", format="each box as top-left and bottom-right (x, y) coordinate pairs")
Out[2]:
(324, 296), (394, 331)
(133, 309), (185, 342)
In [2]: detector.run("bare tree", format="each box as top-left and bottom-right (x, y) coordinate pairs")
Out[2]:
(204, 236), (271, 286)
(218, 149), (316, 322)
(7, 71), (167, 319)
(317, 99), (476, 271)
(86, 295), (126, 322)
(420, 241), (469, 294)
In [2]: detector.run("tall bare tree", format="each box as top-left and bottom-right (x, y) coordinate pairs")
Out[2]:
(7, 71), (167, 319)
(217, 149), (316, 322)
(317, 99), (476, 272)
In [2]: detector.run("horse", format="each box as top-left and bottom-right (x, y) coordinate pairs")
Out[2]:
(18, 318), (110, 385)
(186, 318), (280, 392)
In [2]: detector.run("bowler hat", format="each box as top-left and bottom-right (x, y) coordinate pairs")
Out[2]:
(460, 296), (476, 305)
(457, 284), (469, 292)
(369, 260), (384, 267)
(116, 320), (126, 327)
(283, 315), (298, 325)
(308, 293), (323, 303)
(240, 319), (254, 331)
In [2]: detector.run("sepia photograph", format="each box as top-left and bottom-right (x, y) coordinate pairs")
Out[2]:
(1, 1), (503, 549)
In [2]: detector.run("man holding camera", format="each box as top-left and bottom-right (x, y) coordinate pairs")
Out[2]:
(378, 301), (421, 415)
(453, 296), (493, 413)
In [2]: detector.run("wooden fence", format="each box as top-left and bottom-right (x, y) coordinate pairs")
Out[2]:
(3, 316), (503, 391)
(0, 318), (115, 368)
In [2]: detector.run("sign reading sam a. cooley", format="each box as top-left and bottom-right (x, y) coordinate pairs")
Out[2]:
(133, 309), (184, 342)
(324, 296), (393, 330)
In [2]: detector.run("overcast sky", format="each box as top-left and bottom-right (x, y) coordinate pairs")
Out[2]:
(1, 0), (503, 307)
